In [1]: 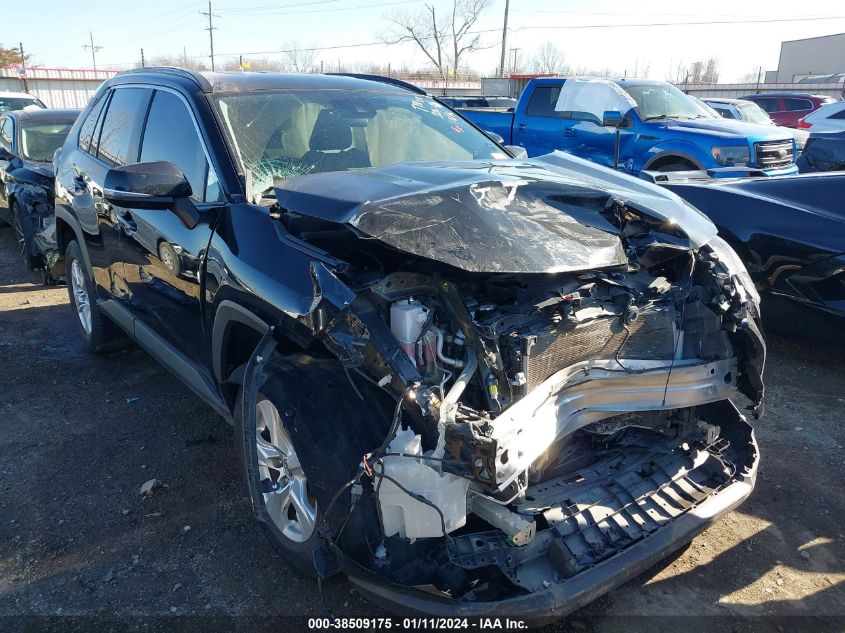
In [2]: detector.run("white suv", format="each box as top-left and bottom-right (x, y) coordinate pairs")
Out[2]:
(799, 100), (845, 132)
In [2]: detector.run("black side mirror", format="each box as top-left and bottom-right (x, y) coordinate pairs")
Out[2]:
(104, 161), (192, 209)
(0, 147), (13, 161)
(104, 161), (200, 229)
(602, 110), (625, 128)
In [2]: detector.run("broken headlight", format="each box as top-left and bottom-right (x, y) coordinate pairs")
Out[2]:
(707, 235), (760, 307)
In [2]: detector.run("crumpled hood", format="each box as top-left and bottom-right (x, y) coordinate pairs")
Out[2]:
(274, 151), (717, 274)
(655, 117), (793, 141)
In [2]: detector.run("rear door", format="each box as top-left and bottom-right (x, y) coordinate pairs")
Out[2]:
(515, 84), (578, 156)
(66, 86), (152, 302)
(118, 88), (224, 365)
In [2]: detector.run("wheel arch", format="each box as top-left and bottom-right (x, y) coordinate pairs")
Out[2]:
(212, 299), (270, 411)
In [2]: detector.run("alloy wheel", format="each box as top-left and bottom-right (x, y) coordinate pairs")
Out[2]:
(255, 398), (317, 543)
(70, 259), (92, 335)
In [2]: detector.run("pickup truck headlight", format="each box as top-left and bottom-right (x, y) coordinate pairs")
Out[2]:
(711, 145), (750, 166)
(707, 236), (760, 307)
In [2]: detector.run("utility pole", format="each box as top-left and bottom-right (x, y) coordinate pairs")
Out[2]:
(498, 0), (510, 78)
(18, 42), (29, 92)
(509, 47), (520, 75)
(82, 31), (102, 71)
(200, 0), (219, 71)
(140, 48), (145, 68)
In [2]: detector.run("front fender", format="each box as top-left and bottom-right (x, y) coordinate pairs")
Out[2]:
(640, 140), (710, 171)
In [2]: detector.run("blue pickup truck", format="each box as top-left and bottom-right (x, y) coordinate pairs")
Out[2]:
(461, 77), (799, 176)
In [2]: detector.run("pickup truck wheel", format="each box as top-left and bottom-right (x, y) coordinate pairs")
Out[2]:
(655, 161), (697, 172)
(64, 240), (128, 353)
(235, 387), (322, 577)
(158, 241), (182, 276)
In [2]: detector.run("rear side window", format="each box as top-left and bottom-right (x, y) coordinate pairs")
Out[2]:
(829, 107), (845, 120)
(785, 98), (813, 112)
(140, 90), (222, 203)
(97, 87), (152, 166)
(525, 86), (563, 118)
(712, 106), (732, 118)
(78, 93), (108, 154)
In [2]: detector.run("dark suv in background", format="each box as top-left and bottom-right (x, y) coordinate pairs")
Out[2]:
(51, 67), (764, 622)
(739, 92), (836, 128)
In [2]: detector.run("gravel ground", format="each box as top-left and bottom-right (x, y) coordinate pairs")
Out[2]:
(0, 226), (843, 632)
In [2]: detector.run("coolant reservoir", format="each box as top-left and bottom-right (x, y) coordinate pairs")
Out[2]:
(378, 427), (468, 541)
(390, 299), (429, 364)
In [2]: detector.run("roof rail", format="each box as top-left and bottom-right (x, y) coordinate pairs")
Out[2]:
(325, 73), (427, 96)
(117, 66), (212, 93)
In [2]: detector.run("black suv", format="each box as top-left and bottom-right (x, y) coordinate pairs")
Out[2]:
(54, 68), (764, 621)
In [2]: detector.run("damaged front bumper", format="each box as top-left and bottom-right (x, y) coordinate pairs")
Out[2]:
(342, 400), (758, 623)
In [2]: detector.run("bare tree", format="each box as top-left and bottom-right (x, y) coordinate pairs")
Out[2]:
(531, 42), (568, 75)
(220, 56), (282, 72)
(135, 54), (208, 71)
(280, 41), (319, 73)
(383, 0), (492, 79)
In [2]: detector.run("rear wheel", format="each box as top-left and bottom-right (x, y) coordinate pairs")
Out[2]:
(10, 201), (39, 270)
(158, 241), (182, 276)
(64, 240), (128, 352)
(235, 387), (323, 576)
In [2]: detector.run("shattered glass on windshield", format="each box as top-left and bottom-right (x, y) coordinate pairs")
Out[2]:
(212, 89), (504, 194)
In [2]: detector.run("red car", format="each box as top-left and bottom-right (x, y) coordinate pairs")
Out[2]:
(739, 92), (837, 128)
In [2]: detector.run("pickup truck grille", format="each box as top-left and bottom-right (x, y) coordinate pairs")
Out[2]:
(754, 140), (794, 168)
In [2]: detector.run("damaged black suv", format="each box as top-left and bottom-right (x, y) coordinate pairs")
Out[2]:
(53, 68), (765, 621)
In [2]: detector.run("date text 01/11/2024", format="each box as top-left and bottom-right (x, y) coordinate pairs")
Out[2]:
(307, 617), (529, 630)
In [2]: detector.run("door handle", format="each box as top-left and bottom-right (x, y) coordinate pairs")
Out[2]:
(116, 210), (137, 234)
(517, 123), (526, 129)
(563, 128), (575, 137)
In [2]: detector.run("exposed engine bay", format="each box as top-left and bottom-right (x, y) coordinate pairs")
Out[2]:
(250, 157), (765, 606)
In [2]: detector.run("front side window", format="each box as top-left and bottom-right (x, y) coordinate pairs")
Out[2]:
(97, 87), (151, 166)
(213, 89), (504, 192)
(140, 90), (222, 203)
(737, 103), (772, 125)
(0, 117), (12, 151)
(21, 122), (74, 162)
(754, 98), (779, 113)
(621, 83), (715, 121)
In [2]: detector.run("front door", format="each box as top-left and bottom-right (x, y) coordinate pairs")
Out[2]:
(118, 89), (224, 366)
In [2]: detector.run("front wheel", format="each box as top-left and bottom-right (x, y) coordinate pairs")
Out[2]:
(235, 388), (323, 576)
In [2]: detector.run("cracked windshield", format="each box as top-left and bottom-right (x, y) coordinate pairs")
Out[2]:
(212, 89), (506, 195)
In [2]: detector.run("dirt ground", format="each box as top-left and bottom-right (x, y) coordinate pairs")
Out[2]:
(0, 226), (843, 632)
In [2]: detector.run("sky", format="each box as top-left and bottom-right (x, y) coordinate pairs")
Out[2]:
(7, 0), (845, 82)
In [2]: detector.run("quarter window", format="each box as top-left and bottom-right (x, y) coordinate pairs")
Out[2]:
(139, 90), (222, 203)
(829, 108), (845, 120)
(78, 93), (108, 154)
(96, 87), (152, 166)
(0, 117), (13, 151)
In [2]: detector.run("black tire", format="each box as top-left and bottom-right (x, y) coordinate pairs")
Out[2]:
(234, 384), (323, 577)
(655, 161), (697, 172)
(64, 240), (128, 353)
(158, 241), (182, 276)
(10, 200), (39, 270)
